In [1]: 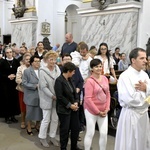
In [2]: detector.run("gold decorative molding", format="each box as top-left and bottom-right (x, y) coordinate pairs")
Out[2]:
(83, 0), (92, 3)
(26, 7), (36, 13)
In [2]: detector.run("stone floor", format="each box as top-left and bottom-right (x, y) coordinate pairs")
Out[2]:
(0, 116), (115, 150)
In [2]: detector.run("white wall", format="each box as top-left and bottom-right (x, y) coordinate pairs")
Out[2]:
(0, 0), (14, 43)
(0, 0), (3, 43)
(137, 0), (150, 49)
(2, 0), (149, 50)
(66, 4), (82, 43)
(4, 1), (14, 34)
(54, 0), (82, 47)
(36, 0), (54, 45)
(35, 0), (82, 47)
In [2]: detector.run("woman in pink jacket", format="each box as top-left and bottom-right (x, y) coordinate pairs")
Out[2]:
(84, 59), (110, 150)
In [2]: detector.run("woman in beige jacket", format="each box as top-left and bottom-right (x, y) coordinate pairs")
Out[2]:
(16, 53), (31, 129)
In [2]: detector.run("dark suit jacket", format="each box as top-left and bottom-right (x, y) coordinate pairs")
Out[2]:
(60, 66), (84, 91)
(54, 74), (79, 115)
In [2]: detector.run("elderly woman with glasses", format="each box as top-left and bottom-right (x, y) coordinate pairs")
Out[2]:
(22, 55), (42, 135)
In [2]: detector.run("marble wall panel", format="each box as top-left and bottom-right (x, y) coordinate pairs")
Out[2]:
(11, 21), (37, 48)
(81, 12), (138, 60)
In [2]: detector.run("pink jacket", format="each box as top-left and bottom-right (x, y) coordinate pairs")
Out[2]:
(84, 75), (110, 115)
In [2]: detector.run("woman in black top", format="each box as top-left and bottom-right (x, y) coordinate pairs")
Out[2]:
(54, 62), (81, 150)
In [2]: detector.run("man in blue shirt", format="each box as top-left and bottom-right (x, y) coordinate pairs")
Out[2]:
(60, 32), (77, 56)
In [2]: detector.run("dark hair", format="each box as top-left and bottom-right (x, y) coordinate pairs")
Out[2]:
(62, 53), (72, 60)
(12, 43), (16, 46)
(90, 45), (96, 50)
(97, 42), (110, 66)
(120, 53), (126, 57)
(63, 62), (76, 73)
(115, 47), (120, 51)
(37, 41), (43, 46)
(90, 59), (102, 69)
(80, 43), (88, 51)
(20, 46), (27, 50)
(129, 47), (146, 64)
(30, 55), (40, 65)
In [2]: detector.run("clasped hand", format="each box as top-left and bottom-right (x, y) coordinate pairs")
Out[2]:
(70, 102), (79, 111)
(8, 74), (15, 80)
(135, 80), (147, 92)
(99, 110), (108, 117)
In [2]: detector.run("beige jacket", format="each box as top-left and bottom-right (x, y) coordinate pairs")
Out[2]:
(16, 65), (28, 92)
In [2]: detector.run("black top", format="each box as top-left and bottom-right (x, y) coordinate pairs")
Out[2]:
(34, 51), (45, 60)
(0, 58), (20, 117)
(113, 53), (120, 65)
(59, 66), (84, 91)
(54, 74), (79, 115)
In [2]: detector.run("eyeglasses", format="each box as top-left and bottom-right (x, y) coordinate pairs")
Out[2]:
(34, 61), (40, 63)
(63, 59), (72, 61)
(6, 51), (12, 53)
(49, 59), (57, 62)
(100, 48), (107, 51)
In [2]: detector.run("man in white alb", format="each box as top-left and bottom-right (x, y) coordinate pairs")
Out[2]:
(115, 48), (150, 150)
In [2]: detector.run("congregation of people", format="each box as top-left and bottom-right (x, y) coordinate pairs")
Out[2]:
(0, 32), (150, 150)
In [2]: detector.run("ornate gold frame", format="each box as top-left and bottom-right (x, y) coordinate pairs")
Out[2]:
(82, 0), (92, 3)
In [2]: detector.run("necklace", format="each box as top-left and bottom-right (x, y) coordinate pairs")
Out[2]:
(7, 60), (13, 68)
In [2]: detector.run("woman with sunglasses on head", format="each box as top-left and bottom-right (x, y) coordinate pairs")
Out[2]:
(94, 43), (117, 82)
(0, 47), (20, 123)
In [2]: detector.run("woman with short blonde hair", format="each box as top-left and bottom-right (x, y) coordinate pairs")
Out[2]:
(38, 50), (61, 147)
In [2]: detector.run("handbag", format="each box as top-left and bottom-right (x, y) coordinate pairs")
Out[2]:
(16, 84), (23, 92)
(90, 76), (106, 95)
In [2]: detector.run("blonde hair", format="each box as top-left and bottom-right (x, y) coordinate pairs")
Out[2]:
(76, 41), (85, 52)
(44, 50), (58, 59)
(89, 48), (97, 56)
(23, 53), (31, 61)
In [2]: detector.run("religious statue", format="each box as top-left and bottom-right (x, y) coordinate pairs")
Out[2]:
(16, 0), (25, 7)
(41, 22), (50, 35)
(92, 0), (118, 10)
(98, 0), (107, 10)
(12, 0), (28, 18)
